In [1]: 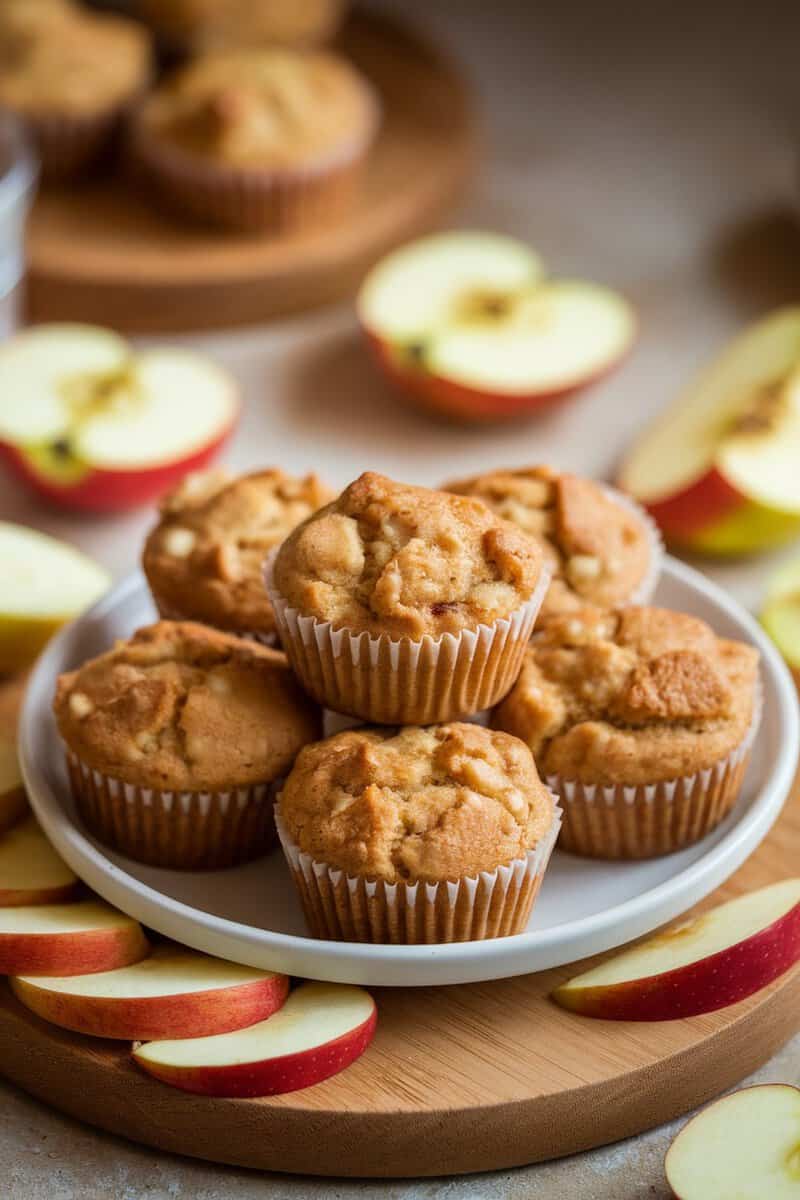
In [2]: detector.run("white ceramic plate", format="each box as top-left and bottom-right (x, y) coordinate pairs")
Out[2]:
(20, 558), (799, 987)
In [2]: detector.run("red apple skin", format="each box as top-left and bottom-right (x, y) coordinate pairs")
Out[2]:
(0, 880), (79, 908)
(630, 466), (744, 543)
(0, 420), (236, 514)
(363, 328), (632, 424)
(553, 901), (800, 1021)
(11, 971), (289, 1041)
(134, 1003), (378, 1097)
(0, 924), (150, 977)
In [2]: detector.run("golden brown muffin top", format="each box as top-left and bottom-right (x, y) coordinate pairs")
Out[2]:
(271, 471), (546, 639)
(134, 47), (378, 168)
(444, 466), (653, 619)
(54, 621), (321, 792)
(492, 606), (759, 786)
(139, 0), (347, 52)
(0, 3), (150, 115)
(278, 723), (556, 883)
(142, 467), (333, 638)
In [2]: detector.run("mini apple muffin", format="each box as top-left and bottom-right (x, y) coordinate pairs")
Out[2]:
(0, 0), (151, 179)
(129, 47), (379, 231)
(444, 465), (661, 620)
(54, 621), (321, 869)
(142, 467), (333, 644)
(492, 605), (761, 858)
(275, 722), (560, 943)
(138, 0), (349, 54)
(266, 471), (550, 724)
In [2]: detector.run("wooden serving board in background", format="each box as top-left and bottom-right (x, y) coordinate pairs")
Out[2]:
(25, 12), (475, 333)
(1, 676), (799, 1178)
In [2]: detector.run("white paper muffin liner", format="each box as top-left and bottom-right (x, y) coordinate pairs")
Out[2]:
(274, 800), (562, 944)
(548, 679), (763, 859)
(66, 750), (277, 870)
(597, 482), (664, 607)
(264, 553), (552, 725)
(152, 599), (278, 647)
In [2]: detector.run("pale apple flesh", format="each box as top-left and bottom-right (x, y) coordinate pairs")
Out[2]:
(0, 899), (149, 975)
(0, 816), (78, 906)
(761, 553), (800, 682)
(11, 943), (289, 1039)
(619, 307), (800, 555)
(358, 232), (635, 423)
(665, 1085), (800, 1199)
(133, 982), (377, 1097)
(0, 326), (239, 513)
(0, 522), (110, 673)
(552, 879), (800, 1020)
(0, 737), (28, 834)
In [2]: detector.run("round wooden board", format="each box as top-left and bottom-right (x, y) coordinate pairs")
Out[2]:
(24, 12), (475, 333)
(1, 678), (799, 1178)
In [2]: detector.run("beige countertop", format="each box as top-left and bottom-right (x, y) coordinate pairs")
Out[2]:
(3, 0), (800, 1194)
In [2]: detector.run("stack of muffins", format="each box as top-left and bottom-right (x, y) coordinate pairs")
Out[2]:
(53, 464), (762, 945)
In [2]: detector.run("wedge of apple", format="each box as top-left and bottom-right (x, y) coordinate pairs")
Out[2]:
(0, 898), (149, 975)
(552, 879), (800, 1020)
(0, 324), (239, 512)
(11, 942), (288, 1039)
(761, 553), (800, 685)
(358, 231), (635, 422)
(0, 522), (110, 673)
(0, 816), (78, 906)
(665, 1085), (800, 1199)
(0, 735), (28, 833)
(619, 307), (800, 555)
(133, 981), (376, 1097)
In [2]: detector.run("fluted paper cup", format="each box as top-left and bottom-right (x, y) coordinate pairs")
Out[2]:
(66, 750), (277, 870)
(275, 802), (561, 944)
(264, 554), (552, 725)
(549, 681), (763, 859)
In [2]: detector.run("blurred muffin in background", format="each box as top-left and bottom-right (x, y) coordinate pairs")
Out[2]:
(138, 0), (349, 55)
(129, 47), (379, 230)
(0, 0), (152, 179)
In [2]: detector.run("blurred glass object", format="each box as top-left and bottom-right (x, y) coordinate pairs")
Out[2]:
(0, 113), (38, 341)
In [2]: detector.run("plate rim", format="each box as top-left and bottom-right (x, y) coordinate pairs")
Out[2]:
(19, 557), (800, 987)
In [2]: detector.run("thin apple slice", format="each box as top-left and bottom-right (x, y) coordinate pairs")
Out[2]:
(0, 816), (78, 906)
(0, 735), (28, 833)
(0, 523), (110, 674)
(552, 879), (800, 1020)
(761, 552), (800, 678)
(0, 899), (149, 976)
(11, 942), (288, 1039)
(619, 307), (800, 555)
(665, 1085), (800, 1199)
(133, 981), (376, 1097)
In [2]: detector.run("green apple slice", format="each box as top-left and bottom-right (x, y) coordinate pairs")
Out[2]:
(761, 553), (800, 672)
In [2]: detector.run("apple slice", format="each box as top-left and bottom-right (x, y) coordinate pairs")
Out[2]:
(358, 231), (635, 422)
(665, 1085), (800, 1199)
(761, 553), (800, 684)
(0, 522), (110, 674)
(11, 942), (288, 1039)
(0, 898), (149, 975)
(0, 324), (239, 512)
(552, 878), (800, 1020)
(619, 307), (800, 555)
(133, 981), (376, 1097)
(0, 735), (28, 833)
(0, 816), (78, 906)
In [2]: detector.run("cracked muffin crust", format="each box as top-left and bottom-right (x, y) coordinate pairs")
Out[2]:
(54, 620), (321, 793)
(271, 471), (545, 640)
(143, 467), (333, 640)
(492, 605), (759, 786)
(278, 723), (556, 883)
(443, 465), (656, 618)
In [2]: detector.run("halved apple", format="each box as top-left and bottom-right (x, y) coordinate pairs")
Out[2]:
(0, 522), (110, 673)
(133, 981), (376, 1097)
(0, 324), (239, 512)
(552, 878), (800, 1020)
(0, 816), (78, 906)
(665, 1085), (800, 1199)
(11, 942), (288, 1039)
(0, 735), (28, 833)
(619, 307), (800, 555)
(0, 898), (149, 975)
(358, 231), (635, 422)
(761, 553), (800, 685)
